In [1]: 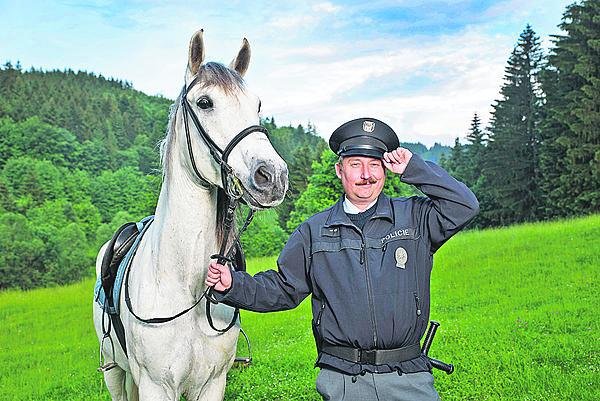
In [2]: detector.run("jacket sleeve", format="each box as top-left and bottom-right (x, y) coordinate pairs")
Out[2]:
(400, 153), (479, 253)
(213, 228), (312, 312)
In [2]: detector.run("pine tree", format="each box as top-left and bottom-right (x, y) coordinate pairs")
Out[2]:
(464, 113), (486, 176)
(539, 0), (600, 217)
(442, 137), (467, 182)
(482, 25), (545, 226)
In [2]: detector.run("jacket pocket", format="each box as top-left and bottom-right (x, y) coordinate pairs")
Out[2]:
(312, 301), (326, 349)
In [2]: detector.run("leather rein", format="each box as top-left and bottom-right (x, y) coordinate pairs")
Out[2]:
(125, 74), (267, 332)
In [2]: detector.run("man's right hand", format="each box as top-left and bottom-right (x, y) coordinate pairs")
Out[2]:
(205, 262), (232, 292)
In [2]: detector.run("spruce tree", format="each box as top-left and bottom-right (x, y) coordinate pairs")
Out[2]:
(540, 0), (600, 217)
(461, 113), (487, 187)
(442, 137), (467, 182)
(482, 25), (545, 226)
(462, 113), (491, 227)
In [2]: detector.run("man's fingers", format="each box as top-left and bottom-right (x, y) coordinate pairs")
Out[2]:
(386, 150), (402, 164)
(209, 263), (227, 273)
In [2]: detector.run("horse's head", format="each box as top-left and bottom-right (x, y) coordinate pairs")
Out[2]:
(173, 30), (288, 209)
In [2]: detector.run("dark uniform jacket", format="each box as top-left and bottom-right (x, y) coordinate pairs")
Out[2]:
(216, 154), (479, 375)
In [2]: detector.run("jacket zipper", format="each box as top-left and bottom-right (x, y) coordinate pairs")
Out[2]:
(360, 242), (365, 264)
(413, 292), (422, 316)
(316, 302), (325, 326)
(361, 235), (378, 347)
(413, 242), (422, 316)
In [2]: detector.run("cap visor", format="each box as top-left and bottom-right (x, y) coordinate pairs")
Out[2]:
(339, 148), (384, 159)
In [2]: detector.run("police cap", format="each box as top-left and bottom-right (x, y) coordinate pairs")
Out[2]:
(329, 118), (399, 159)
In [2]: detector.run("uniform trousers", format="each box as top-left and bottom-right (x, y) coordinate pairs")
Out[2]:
(316, 368), (441, 401)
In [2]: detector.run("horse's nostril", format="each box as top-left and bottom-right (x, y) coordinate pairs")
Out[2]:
(254, 165), (272, 187)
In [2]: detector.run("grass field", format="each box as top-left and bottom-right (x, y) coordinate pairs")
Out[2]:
(0, 215), (598, 400)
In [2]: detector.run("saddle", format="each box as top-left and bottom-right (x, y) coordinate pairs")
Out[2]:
(100, 221), (144, 310)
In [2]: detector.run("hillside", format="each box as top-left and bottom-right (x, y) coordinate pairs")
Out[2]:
(401, 141), (450, 163)
(0, 215), (597, 400)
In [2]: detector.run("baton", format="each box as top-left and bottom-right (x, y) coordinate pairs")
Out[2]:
(421, 320), (454, 374)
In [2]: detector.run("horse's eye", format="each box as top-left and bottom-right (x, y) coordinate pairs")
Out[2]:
(196, 96), (213, 110)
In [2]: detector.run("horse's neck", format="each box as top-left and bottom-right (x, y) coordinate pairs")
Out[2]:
(149, 172), (219, 297)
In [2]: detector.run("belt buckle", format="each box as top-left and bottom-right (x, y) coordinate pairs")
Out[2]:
(360, 349), (377, 365)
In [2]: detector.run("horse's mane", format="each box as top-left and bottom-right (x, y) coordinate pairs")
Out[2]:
(159, 62), (245, 248)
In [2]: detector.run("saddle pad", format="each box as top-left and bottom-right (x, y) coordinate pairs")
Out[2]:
(94, 216), (154, 315)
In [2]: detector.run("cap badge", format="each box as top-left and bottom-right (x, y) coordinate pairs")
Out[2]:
(395, 246), (408, 269)
(362, 120), (376, 133)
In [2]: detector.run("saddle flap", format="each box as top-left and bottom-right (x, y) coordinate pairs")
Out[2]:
(100, 222), (141, 307)
(112, 224), (140, 267)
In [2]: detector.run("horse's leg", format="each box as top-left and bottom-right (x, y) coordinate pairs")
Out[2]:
(189, 373), (227, 401)
(125, 372), (139, 401)
(137, 372), (178, 401)
(103, 365), (128, 401)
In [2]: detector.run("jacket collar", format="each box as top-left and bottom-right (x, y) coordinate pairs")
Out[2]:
(324, 193), (394, 228)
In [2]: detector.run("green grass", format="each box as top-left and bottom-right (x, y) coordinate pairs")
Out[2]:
(1, 215), (599, 400)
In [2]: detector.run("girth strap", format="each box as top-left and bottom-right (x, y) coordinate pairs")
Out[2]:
(321, 343), (421, 365)
(110, 312), (128, 356)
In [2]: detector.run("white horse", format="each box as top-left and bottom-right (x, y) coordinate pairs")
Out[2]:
(93, 30), (288, 400)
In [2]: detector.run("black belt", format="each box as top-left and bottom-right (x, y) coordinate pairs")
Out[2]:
(321, 343), (421, 365)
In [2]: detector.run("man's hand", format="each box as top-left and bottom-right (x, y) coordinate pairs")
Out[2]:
(205, 262), (232, 292)
(383, 147), (413, 175)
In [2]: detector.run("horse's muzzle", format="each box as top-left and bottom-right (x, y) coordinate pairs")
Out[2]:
(247, 161), (288, 208)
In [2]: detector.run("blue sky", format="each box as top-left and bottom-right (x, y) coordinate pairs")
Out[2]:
(0, 0), (572, 146)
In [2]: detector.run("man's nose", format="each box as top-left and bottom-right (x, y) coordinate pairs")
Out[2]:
(360, 164), (371, 179)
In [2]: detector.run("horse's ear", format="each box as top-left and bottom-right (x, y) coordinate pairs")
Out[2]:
(188, 29), (205, 76)
(229, 38), (251, 77)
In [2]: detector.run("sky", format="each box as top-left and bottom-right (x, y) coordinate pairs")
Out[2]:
(0, 0), (573, 147)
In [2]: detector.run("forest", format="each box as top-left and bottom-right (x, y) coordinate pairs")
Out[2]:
(0, 0), (597, 290)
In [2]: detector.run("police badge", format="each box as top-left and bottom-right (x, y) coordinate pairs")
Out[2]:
(395, 247), (408, 269)
(362, 120), (375, 133)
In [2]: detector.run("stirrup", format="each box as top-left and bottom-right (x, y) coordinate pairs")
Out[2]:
(233, 327), (252, 368)
(98, 334), (118, 372)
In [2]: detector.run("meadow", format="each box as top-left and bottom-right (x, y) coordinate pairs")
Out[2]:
(0, 215), (598, 400)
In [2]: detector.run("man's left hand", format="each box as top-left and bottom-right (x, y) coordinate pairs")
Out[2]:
(383, 147), (413, 175)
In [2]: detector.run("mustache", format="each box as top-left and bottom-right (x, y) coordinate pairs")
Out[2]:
(356, 177), (378, 185)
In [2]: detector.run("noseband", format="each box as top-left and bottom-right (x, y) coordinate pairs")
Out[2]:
(180, 75), (269, 201)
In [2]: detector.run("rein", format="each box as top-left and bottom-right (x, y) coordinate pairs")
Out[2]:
(124, 73), (267, 332)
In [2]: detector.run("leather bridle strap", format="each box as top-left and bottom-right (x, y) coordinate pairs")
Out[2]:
(222, 126), (269, 164)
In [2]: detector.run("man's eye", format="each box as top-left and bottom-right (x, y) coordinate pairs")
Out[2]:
(196, 96), (213, 110)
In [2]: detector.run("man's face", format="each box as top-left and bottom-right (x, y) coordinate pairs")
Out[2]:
(335, 155), (386, 207)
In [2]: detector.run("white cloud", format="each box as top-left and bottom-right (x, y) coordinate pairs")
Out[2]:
(256, 27), (512, 146)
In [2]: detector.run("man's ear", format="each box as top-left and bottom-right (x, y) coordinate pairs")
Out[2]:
(335, 162), (342, 179)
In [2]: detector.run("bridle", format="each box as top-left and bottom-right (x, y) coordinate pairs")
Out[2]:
(180, 74), (268, 201)
(125, 73), (271, 333)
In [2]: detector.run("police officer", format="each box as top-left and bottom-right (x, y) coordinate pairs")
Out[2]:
(206, 118), (479, 401)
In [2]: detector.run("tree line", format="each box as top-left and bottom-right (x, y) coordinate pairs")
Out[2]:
(441, 0), (599, 228)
